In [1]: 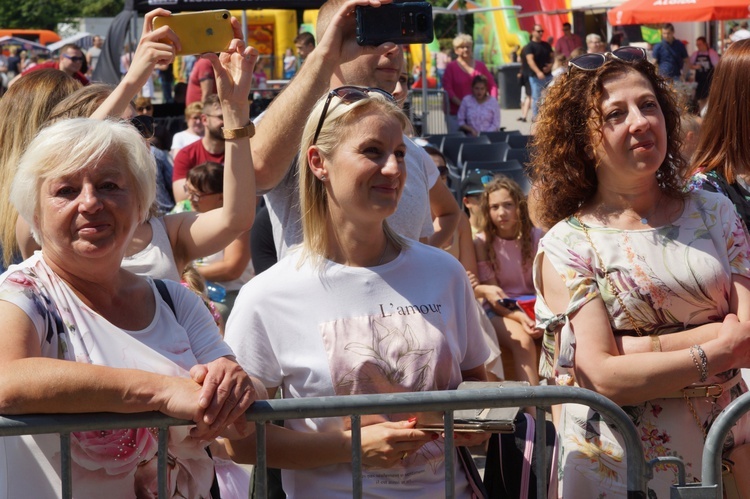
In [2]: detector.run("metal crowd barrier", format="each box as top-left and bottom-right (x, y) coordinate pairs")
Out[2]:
(660, 389), (750, 498)
(0, 385), (649, 498)
(408, 89), (449, 136)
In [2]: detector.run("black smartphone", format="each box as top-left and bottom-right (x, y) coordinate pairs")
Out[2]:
(497, 298), (519, 310)
(355, 2), (434, 46)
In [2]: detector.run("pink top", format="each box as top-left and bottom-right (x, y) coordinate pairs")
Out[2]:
(457, 94), (500, 133)
(476, 227), (543, 297)
(443, 60), (497, 115)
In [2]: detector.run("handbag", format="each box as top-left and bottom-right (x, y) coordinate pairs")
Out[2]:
(576, 219), (750, 497)
(483, 412), (558, 499)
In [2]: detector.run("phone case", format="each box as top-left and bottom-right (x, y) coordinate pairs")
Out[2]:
(152, 10), (234, 56)
(355, 3), (434, 46)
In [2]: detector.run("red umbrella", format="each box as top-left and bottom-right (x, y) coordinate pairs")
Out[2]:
(608, 0), (750, 24)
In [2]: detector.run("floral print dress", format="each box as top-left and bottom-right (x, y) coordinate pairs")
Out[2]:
(533, 190), (750, 498)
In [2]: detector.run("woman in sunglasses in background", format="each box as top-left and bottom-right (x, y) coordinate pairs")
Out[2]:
(530, 47), (750, 496)
(223, 88), (491, 497)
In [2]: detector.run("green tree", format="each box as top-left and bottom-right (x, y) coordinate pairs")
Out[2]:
(430, 0), (474, 41)
(0, 0), (123, 30)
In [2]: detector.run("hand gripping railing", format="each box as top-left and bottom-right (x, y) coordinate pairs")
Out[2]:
(0, 385), (649, 498)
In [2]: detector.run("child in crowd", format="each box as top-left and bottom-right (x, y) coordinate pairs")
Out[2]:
(474, 176), (544, 384)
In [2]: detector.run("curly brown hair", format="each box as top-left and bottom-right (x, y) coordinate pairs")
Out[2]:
(528, 58), (686, 229)
(479, 176), (534, 274)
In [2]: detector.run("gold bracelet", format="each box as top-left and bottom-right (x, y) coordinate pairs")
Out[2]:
(222, 121), (255, 140)
(650, 334), (662, 352)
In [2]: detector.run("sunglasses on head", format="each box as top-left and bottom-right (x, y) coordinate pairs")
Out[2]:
(312, 86), (395, 145)
(129, 114), (155, 140)
(568, 46), (647, 71)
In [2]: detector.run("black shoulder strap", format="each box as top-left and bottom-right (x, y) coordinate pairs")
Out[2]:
(153, 278), (222, 499)
(154, 279), (176, 317)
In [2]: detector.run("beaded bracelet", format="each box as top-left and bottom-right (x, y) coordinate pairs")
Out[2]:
(689, 345), (708, 382)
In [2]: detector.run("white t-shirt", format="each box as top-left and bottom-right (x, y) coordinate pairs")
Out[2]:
(170, 129), (202, 157)
(0, 253), (232, 499)
(121, 217), (181, 281)
(225, 243), (489, 498)
(263, 135), (440, 259)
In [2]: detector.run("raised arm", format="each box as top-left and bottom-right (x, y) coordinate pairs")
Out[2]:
(92, 9), (179, 120)
(166, 35), (258, 269)
(250, 0), (396, 192)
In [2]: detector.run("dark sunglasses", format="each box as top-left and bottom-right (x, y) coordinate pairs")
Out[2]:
(129, 114), (155, 140)
(568, 46), (647, 71)
(312, 86), (395, 145)
(63, 54), (84, 63)
(137, 105), (153, 112)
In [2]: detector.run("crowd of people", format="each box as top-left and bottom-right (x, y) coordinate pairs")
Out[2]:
(1, 0), (750, 497)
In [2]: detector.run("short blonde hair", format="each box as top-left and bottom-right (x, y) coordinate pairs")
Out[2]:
(453, 33), (473, 49)
(299, 91), (410, 265)
(184, 101), (203, 120)
(12, 118), (156, 243)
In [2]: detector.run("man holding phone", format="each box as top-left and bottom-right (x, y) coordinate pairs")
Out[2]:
(250, 0), (460, 259)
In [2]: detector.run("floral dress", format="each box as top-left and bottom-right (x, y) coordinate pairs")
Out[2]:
(533, 190), (750, 498)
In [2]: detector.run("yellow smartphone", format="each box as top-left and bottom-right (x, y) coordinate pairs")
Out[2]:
(152, 10), (234, 56)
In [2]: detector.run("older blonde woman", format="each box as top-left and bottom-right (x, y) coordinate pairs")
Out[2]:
(223, 87), (490, 497)
(442, 33), (497, 133)
(0, 118), (264, 499)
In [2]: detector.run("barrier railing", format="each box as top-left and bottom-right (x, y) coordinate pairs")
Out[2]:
(0, 385), (649, 498)
(408, 89), (449, 136)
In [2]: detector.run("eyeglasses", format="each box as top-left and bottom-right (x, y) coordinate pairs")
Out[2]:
(63, 54), (84, 63)
(568, 46), (647, 71)
(203, 114), (224, 120)
(137, 105), (153, 112)
(312, 86), (395, 145)
(183, 184), (219, 201)
(129, 114), (155, 140)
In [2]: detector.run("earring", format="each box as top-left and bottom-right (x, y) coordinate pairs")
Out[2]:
(320, 174), (327, 181)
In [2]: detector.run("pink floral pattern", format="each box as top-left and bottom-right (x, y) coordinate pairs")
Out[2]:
(534, 191), (750, 497)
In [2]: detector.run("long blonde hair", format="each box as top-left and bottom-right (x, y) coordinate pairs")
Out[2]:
(0, 70), (81, 266)
(479, 176), (534, 274)
(298, 91), (410, 266)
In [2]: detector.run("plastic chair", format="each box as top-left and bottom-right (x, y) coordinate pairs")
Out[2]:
(457, 143), (511, 177)
(440, 135), (490, 166)
(503, 168), (532, 195)
(507, 134), (531, 149)
(505, 148), (530, 168)
(462, 159), (523, 175)
(423, 133), (463, 148)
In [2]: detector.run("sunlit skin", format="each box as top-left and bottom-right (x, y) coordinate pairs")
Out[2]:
(472, 81), (488, 102)
(316, 111), (407, 227)
(187, 113), (204, 136)
(339, 45), (403, 94)
(37, 158), (140, 266)
(59, 47), (84, 76)
(591, 70), (667, 192)
(185, 182), (222, 213)
(488, 188), (519, 239)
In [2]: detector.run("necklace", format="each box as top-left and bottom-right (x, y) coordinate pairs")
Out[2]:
(609, 192), (663, 225)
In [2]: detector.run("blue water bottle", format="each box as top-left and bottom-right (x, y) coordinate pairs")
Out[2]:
(206, 281), (226, 303)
